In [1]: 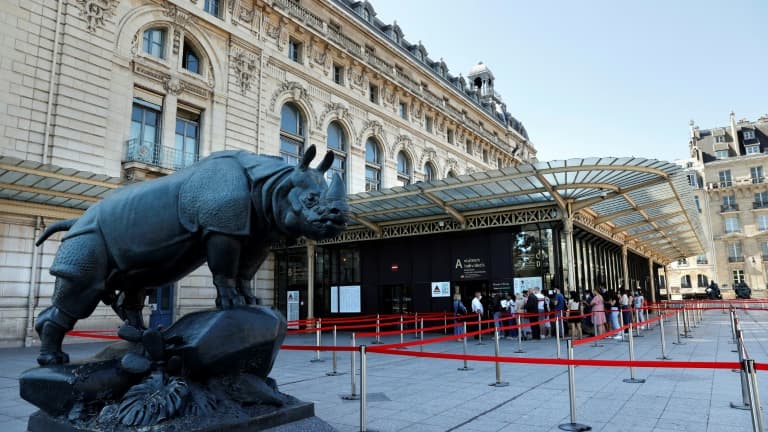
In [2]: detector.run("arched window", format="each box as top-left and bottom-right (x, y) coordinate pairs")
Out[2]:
(143, 28), (166, 59)
(365, 138), (381, 191)
(182, 43), (200, 74)
(680, 275), (691, 288)
(423, 162), (436, 182)
(326, 121), (347, 184)
(280, 103), (304, 166)
(396, 151), (411, 186)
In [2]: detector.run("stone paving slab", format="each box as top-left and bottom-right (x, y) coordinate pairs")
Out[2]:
(0, 308), (766, 431)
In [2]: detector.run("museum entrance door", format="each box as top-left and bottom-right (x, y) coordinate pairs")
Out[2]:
(380, 284), (411, 315)
(148, 284), (174, 328)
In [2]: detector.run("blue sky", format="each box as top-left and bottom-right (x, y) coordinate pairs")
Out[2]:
(367, 0), (767, 163)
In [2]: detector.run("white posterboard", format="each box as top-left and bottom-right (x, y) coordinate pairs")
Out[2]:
(331, 285), (361, 313)
(513, 277), (542, 296)
(287, 290), (299, 329)
(430, 281), (450, 298)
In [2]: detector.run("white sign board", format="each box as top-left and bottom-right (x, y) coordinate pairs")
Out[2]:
(430, 281), (450, 298)
(513, 277), (543, 296)
(331, 285), (361, 313)
(287, 290), (299, 329)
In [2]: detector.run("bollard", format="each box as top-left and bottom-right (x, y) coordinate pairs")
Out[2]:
(744, 359), (765, 432)
(622, 320), (645, 384)
(591, 320), (604, 348)
(326, 325), (343, 376)
(515, 315), (525, 353)
(311, 319), (324, 363)
(681, 306), (693, 338)
(359, 345), (368, 432)
(371, 314), (383, 344)
(476, 314), (485, 345)
(555, 316), (562, 359)
(458, 322), (473, 371)
(558, 340), (592, 432)
(672, 309), (685, 345)
(488, 329), (509, 387)
(341, 333), (359, 400)
(730, 329), (750, 410)
(657, 313), (671, 360)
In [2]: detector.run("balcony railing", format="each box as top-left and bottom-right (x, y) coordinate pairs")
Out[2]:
(696, 258), (709, 265)
(721, 204), (739, 212)
(728, 256), (745, 263)
(719, 180), (733, 187)
(124, 139), (199, 171)
(753, 176), (765, 184)
(754, 202), (768, 209)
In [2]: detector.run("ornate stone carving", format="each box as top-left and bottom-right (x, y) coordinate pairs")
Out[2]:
(420, 147), (438, 166)
(388, 134), (412, 159)
(130, 31), (140, 57)
(317, 103), (350, 129)
(162, 1), (191, 28)
(172, 28), (182, 55)
(357, 120), (385, 146)
(438, 117), (447, 133)
(308, 41), (331, 76)
(384, 85), (396, 105)
(164, 77), (183, 95)
(133, 62), (171, 84)
(446, 158), (459, 175)
(238, 5), (256, 24)
(231, 49), (258, 95)
(265, 17), (289, 51)
(269, 81), (309, 112)
(75, 0), (119, 33)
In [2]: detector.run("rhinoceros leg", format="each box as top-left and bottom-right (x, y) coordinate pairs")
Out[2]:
(206, 233), (246, 308)
(236, 249), (269, 305)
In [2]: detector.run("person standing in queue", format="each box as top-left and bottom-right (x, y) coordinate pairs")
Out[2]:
(526, 288), (541, 340)
(471, 291), (484, 339)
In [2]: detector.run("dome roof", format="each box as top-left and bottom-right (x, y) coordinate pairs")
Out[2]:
(468, 61), (494, 78)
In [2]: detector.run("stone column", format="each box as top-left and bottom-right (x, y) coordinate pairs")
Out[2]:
(648, 258), (656, 303)
(563, 214), (576, 296)
(622, 244), (629, 293)
(307, 241), (316, 321)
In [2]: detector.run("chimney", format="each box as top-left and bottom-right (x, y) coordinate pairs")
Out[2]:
(730, 111), (738, 153)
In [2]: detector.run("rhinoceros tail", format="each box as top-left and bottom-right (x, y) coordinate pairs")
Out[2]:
(35, 218), (78, 246)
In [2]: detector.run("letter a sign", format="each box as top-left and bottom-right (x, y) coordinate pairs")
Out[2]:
(455, 258), (463, 269)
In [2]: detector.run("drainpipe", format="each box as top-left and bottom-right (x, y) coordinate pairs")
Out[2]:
(42, 0), (66, 164)
(24, 217), (43, 347)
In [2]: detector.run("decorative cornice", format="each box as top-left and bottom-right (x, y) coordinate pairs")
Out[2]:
(75, 0), (119, 33)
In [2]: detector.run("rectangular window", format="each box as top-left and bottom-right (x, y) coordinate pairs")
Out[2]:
(696, 254), (708, 265)
(725, 217), (740, 233)
(716, 149), (729, 160)
(369, 84), (379, 104)
(142, 29), (166, 59)
(204, 0), (221, 17)
(759, 214), (768, 231)
(751, 166), (764, 183)
(482, 149), (489, 163)
(174, 109), (200, 170)
(694, 195), (701, 213)
(333, 64), (344, 85)
(746, 145), (761, 155)
(425, 116), (433, 133)
(687, 172), (699, 188)
(744, 130), (756, 140)
(722, 194), (737, 212)
(728, 242), (743, 261)
(365, 166), (380, 191)
(466, 140), (473, 155)
(677, 258), (688, 266)
(755, 191), (768, 208)
(733, 269), (745, 285)
(497, 157), (503, 168)
(288, 39), (302, 63)
(715, 135), (726, 143)
(719, 170), (732, 187)
(399, 102), (408, 120)
(762, 241), (768, 259)
(129, 99), (162, 165)
(447, 128), (454, 144)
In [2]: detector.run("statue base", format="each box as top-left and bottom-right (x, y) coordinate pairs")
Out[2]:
(28, 399), (317, 432)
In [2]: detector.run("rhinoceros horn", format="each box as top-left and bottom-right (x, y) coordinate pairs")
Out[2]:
(316, 151), (334, 174)
(298, 145), (317, 171)
(325, 172), (346, 202)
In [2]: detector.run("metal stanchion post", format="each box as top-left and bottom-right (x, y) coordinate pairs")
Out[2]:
(419, 318), (424, 352)
(458, 322), (473, 371)
(622, 320), (645, 384)
(732, 317), (741, 353)
(558, 340), (592, 432)
(414, 312), (419, 339)
(515, 315), (525, 353)
(729, 309), (738, 344)
(618, 309), (627, 343)
(745, 359), (765, 432)
(443, 311), (447, 335)
(476, 314), (485, 345)
(657, 313), (671, 360)
(359, 345), (367, 432)
(327, 325), (343, 376)
(489, 329), (509, 387)
(399, 315), (404, 347)
(691, 303), (699, 328)
(672, 309), (685, 345)
(311, 319), (324, 363)
(730, 330), (750, 410)
(555, 316), (562, 359)
(371, 314), (383, 344)
(341, 333), (359, 400)
(682, 306), (693, 338)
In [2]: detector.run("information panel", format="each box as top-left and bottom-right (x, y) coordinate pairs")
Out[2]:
(431, 281), (450, 297)
(513, 277), (543, 296)
(287, 290), (299, 329)
(331, 285), (361, 313)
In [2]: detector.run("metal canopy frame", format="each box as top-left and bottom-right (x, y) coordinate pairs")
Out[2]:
(343, 157), (704, 264)
(0, 156), (120, 219)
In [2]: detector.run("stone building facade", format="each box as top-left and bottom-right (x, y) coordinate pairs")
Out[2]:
(0, 0), (535, 345)
(665, 113), (768, 298)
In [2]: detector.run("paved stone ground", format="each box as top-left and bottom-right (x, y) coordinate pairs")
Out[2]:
(1, 307), (767, 431)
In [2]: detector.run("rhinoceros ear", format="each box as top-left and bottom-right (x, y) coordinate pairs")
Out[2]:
(317, 150), (334, 174)
(299, 145), (317, 171)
